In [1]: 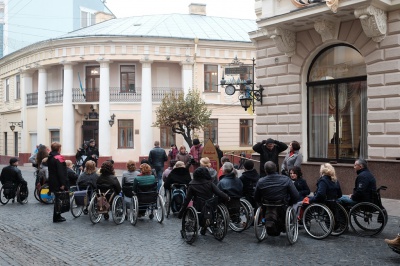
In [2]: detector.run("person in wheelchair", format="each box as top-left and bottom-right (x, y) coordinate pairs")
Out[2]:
(133, 163), (156, 216)
(338, 158), (377, 207)
(96, 161), (121, 220)
(37, 157), (49, 189)
(77, 160), (99, 190)
(178, 167), (230, 235)
(254, 161), (299, 235)
(121, 160), (140, 186)
(0, 157), (28, 202)
(307, 163), (342, 204)
(239, 160), (260, 211)
(217, 162), (243, 224)
(163, 161), (191, 190)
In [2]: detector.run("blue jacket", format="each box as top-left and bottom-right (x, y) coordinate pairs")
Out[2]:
(351, 168), (376, 202)
(309, 175), (342, 204)
(293, 177), (310, 200)
(217, 172), (243, 198)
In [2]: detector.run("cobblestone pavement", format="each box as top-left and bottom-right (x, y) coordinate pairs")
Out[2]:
(0, 166), (399, 265)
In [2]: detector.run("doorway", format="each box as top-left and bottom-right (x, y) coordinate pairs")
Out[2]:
(82, 121), (99, 148)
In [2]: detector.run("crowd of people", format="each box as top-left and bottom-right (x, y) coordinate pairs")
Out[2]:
(0, 137), (395, 249)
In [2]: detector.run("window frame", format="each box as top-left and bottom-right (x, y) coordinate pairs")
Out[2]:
(120, 65), (136, 93)
(5, 78), (9, 101)
(160, 126), (176, 148)
(204, 64), (218, 92)
(15, 75), (20, 100)
(50, 130), (60, 143)
(204, 119), (218, 144)
(239, 119), (253, 147)
(118, 119), (134, 149)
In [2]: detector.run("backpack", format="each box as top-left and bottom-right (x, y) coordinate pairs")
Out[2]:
(171, 188), (185, 213)
(200, 197), (218, 226)
(96, 190), (112, 214)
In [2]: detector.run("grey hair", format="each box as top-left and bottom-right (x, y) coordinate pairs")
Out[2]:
(264, 161), (277, 175)
(222, 162), (234, 174)
(356, 158), (368, 168)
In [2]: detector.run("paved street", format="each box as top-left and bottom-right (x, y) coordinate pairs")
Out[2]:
(0, 166), (399, 265)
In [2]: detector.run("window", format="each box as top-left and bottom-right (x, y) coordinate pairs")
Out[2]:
(204, 64), (218, 92)
(240, 119), (253, 146)
(81, 10), (95, 28)
(5, 78), (9, 101)
(15, 75), (20, 99)
(118, 120), (134, 148)
(160, 126), (175, 148)
(4, 132), (7, 155)
(204, 119), (218, 143)
(50, 130), (60, 143)
(307, 44), (367, 162)
(120, 65), (135, 93)
(14, 131), (18, 156)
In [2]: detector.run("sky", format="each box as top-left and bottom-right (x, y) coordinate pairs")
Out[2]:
(105, 0), (257, 20)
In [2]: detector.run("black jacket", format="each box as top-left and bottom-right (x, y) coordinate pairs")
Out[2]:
(252, 140), (288, 176)
(47, 151), (67, 193)
(96, 174), (121, 195)
(67, 168), (78, 188)
(293, 178), (310, 200)
(0, 165), (27, 185)
(148, 147), (168, 168)
(239, 169), (260, 198)
(84, 146), (99, 166)
(164, 167), (191, 189)
(351, 168), (377, 202)
(309, 175), (342, 203)
(254, 173), (299, 205)
(217, 172), (243, 198)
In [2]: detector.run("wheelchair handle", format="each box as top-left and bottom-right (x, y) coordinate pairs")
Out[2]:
(377, 186), (387, 193)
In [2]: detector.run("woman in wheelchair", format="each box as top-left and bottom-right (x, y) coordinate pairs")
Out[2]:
(307, 163), (342, 204)
(77, 160), (99, 190)
(163, 161), (191, 190)
(178, 167), (229, 235)
(133, 163), (156, 216)
(96, 161), (121, 219)
(217, 162), (243, 223)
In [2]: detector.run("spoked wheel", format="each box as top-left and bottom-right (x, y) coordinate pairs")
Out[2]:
(112, 195), (126, 225)
(285, 206), (298, 244)
(331, 203), (349, 236)
(228, 201), (250, 233)
(165, 189), (171, 218)
(39, 185), (55, 204)
(129, 196), (139, 226)
(254, 207), (267, 242)
(349, 202), (386, 237)
(211, 204), (228, 241)
(16, 185), (28, 204)
(181, 206), (198, 244)
(88, 195), (102, 224)
(155, 194), (165, 223)
(303, 203), (334, 240)
(70, 195), (83, 218)
(240, 198), (254, 230)
(34, 187), (41, 202)
(0, 186), (10, 205)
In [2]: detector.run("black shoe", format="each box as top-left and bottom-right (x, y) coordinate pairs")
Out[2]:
(200, 227), (207, 235)
(104, 214), (109, 220)
(53, 216), (66, 223)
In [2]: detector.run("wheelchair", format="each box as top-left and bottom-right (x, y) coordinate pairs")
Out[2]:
(220, 197), (253, 233)
(254, 199), (298, 244)
(181, 196), (229, 244)
(348, 185), (388, 237)
(164, 184), (187, 218)
(128, 182), (165, 226)
(0, 182), (29, 205)
(70, 185), (94, 218)
(88, 186), (125, 225)
(38, 184), (55, 204)
(302, 200), (349, 240)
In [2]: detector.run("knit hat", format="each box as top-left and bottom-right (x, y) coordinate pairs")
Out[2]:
(266, 138), (274, 144)
(193, 139), (200, 145)
(244, 160), (254, 170)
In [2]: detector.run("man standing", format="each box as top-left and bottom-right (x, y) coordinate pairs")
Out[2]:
(0, 157), (28, 202)
(148, 141), (168, 191)
(47, 142), (68, 223)
(252, 138), (287, 176)
(338, 158), (377, 206)
(84, 139), (99, 166)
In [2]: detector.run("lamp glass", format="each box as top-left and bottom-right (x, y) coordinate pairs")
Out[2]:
(10, 125), (15, 131)
(109, 120), (114, 127)
(239, 97), (252, 109)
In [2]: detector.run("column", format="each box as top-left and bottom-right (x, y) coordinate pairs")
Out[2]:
(37, 68), (47, 145)
(140, 59), (153, 155)
(20, 71), (33, 153)
(180, 61), (193, 96)
(61, 62), (75, 155)
(98, 59), (111, 156)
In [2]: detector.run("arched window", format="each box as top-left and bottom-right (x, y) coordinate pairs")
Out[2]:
(307, 44), (367, 162)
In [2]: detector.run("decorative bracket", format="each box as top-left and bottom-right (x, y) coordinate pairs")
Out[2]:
(269, 27), (296, 57)
(314, 19), (340, 42)
(354, 5), (387, 42)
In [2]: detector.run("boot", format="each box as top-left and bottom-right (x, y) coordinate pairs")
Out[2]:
(385, 234), (400, 247)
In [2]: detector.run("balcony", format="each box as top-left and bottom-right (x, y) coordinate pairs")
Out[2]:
(110, 87), (141, 102)
(45, 90), (63, 104)
(72, 88), (99, 102)
(152, 87), (183, 102)
(27, 92), (38, 106)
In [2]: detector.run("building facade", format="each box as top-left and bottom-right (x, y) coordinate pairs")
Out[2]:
(251, 0), (400, 198)
(0, 4), (258, 168)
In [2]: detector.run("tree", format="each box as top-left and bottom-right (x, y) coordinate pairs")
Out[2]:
(153, 89), (212, 147)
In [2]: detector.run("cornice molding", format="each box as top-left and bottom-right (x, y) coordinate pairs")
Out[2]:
(354, 5), (387, 42)
(269, 27), (296, 57)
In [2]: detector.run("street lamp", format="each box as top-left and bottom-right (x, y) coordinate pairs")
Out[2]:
(9, 121), (23, 131)
(109, 114), (116, 127)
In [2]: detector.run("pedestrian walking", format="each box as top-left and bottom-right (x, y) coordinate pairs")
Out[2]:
(148, 141), (168, 191)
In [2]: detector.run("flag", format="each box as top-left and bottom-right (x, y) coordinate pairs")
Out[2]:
(78, 72), (85, 99)
(247, 102), (253, 115)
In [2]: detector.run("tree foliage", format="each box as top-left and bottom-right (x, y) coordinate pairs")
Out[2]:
(153, 90), (212, 147)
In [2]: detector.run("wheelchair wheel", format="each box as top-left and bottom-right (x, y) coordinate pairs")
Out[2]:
(16, 185), (28, 204)
(331, 203), (349, 236)
(0, 186), (10, 205)
(181, 206), (198, 244)
(112, 195), (126, 225)
(254, 207), (267, 242)
(349, 202), (386, 237)
(303, 203), (334, 240)
(285, 206), (298, 244)
(39, 185), (55, 204)
(211, 204), (228, 241)
(34, 187), (40, 202)
(70, 195), (83, 218)
(240, 198), (254, 230)
(155, 194), (165, 223)
(88, 194), (102, 224)
(165, 189), (171, 218)
(129, 196), (139, 226)
(228, 201), (250, 233)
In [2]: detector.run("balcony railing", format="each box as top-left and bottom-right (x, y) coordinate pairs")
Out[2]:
(152, 87), (183, 102)
(72, 88), (99, 102)
(27, 92), (38, 106)
(45, 90), (63, 104)
(110, 87), (141, 102)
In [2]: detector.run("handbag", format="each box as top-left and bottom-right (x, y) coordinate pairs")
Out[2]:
(55, 191), (70, 213)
